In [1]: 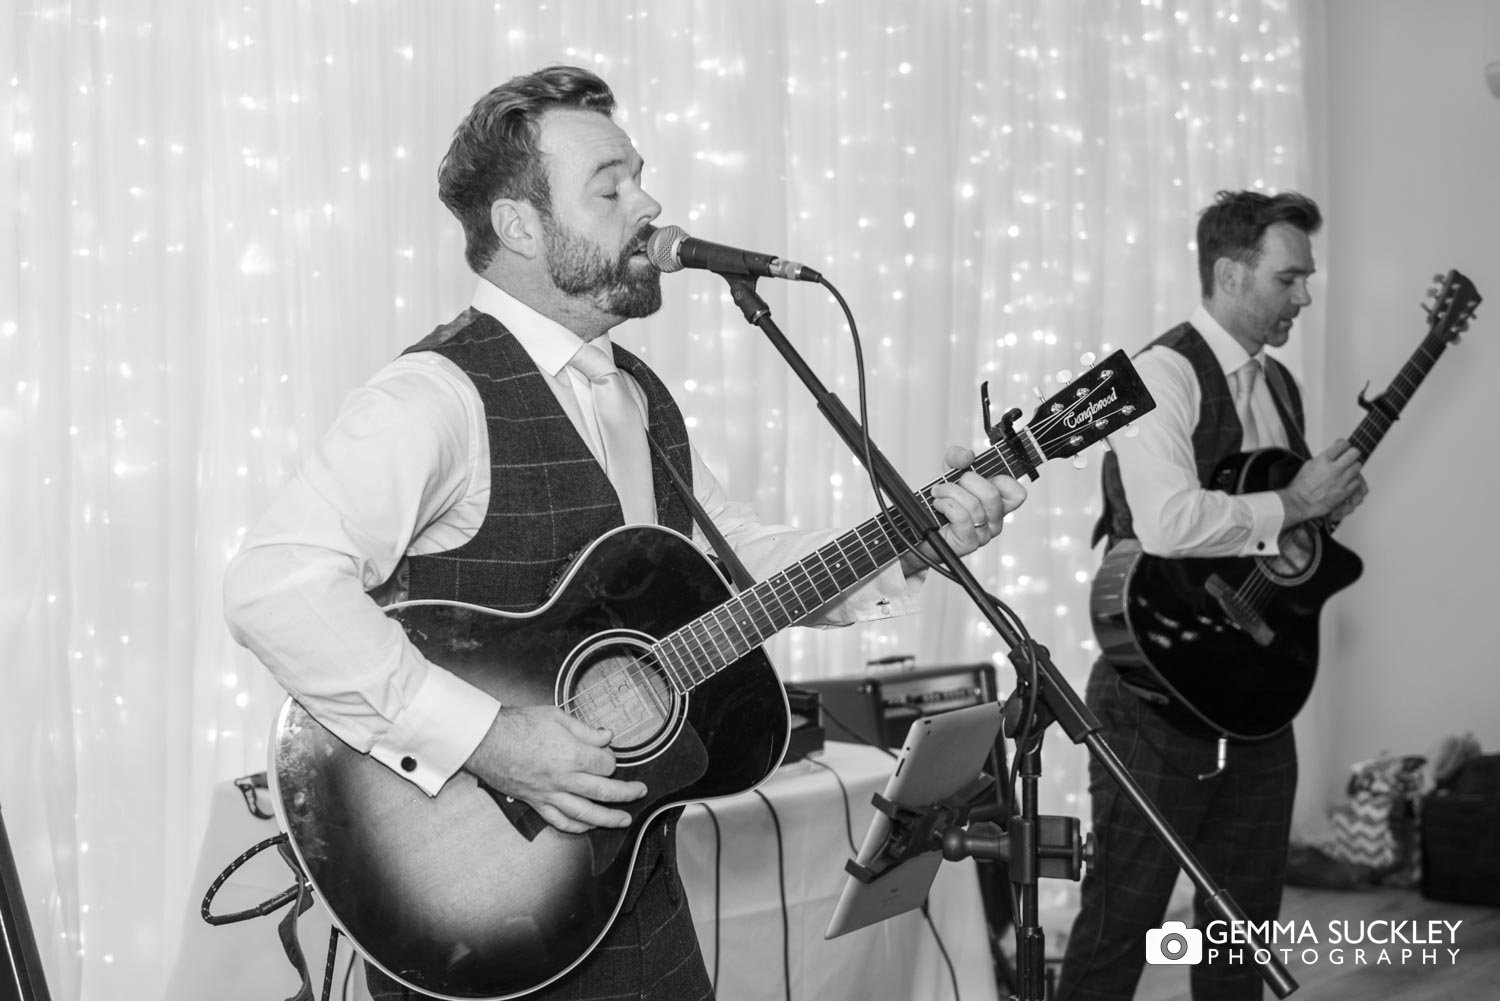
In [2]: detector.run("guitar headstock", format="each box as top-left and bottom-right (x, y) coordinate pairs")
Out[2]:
(1003, 349), (1157, 461)
(1426, 270), (1482, 344)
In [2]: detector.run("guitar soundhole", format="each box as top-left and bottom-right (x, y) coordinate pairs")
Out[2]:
(562, 631), (683, 762)
(1259, 524), (1321, 585)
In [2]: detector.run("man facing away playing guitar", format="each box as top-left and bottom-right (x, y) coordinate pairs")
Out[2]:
(1056, 190), (1367, 1001)
(223, 65), (1027, 1001)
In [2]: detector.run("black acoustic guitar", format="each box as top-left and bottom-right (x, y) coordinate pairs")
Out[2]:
(1091, 270), (1481, 740)
(270, 351), (1154, 1000)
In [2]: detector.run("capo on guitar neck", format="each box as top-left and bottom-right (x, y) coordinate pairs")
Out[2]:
(980, 382), (1039, 481)
(1356, 381), (1402, 423)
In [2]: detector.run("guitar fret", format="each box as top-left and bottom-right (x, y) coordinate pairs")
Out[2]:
(740, 590), (774, 639)
(655, 635), (689, 690)
(711, 605), (751, 658)
(683, 620), (718, 678)
(1350, 330), (1453, 457)
(653, 348), (1154, 694)
(665, 632), (698, 688)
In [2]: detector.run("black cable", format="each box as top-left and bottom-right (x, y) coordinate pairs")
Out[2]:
(803, 754), (858, 855)
(817, 703), (897, 759)
(342, 946), (355, 1001)
(699, 801), (724, 994)
(816, 273), (1042, 832)
(920, 900), (963, 1001)
(320, 927), (341, 1001)
(199, 832), (297, 925)
(752, 789), (792, 1001)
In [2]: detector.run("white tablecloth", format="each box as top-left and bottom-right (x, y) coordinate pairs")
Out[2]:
(165, 741), (1000, 1001)
(678, 740), (1000, 1001)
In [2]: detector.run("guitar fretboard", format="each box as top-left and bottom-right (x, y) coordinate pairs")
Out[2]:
(652, 433), (1041, 691)
(1349, 328), (1453, 458)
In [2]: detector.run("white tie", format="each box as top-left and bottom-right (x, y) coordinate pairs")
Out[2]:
(568, 344), (657, 525)
(1232, 359), (1262, 451)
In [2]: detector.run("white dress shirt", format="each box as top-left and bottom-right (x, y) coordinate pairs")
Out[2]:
(225, 279), (919, 795)
(1105, 304), (1291, 560)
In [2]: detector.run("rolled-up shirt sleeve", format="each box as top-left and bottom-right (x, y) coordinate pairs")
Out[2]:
(1107, 346), (1285, 559)
(223, 359), (499, 796)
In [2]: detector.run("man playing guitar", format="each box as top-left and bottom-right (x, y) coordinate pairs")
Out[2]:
(1057, 189), (1365, 1001)
(223, 64), (1026, 1001)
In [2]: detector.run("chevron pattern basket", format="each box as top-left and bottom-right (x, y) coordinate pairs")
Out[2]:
(1326, 754), (1426, 878)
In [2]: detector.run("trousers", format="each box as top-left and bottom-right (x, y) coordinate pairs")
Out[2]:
(1055, 660), (1296, 1001)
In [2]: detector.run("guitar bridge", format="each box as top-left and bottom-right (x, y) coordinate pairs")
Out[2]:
(1205, 575), (1275, 647)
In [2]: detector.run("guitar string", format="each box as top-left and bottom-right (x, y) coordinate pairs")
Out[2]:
(549, 379), (1125, 724)
(1229, 328), (1453, 613)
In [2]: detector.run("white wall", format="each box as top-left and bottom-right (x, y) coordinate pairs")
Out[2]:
(1298, 0), (1500, 825)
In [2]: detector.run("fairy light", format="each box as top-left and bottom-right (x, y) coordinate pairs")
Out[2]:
(4, 0), (1315, 986)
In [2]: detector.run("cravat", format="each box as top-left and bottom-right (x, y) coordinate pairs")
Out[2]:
(1231, 359), (1262, 451)
(568, 343), (657, 525)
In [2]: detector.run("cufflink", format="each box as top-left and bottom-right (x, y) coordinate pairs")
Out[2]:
(401, 756), (417, 772)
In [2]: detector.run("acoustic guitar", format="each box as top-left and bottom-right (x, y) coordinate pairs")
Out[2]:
(1090, 270), (1481, 740)
(271, 350), (1154, 1000)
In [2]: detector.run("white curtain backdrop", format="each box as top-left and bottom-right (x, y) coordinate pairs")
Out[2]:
(0, 1), (1319, 997)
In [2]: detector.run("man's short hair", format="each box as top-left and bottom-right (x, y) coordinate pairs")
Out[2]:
(439, 65), (617, 272)
(1196, 189), (1322, 298)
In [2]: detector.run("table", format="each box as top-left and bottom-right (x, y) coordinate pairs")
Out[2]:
(677, 740), (1001, 1001)
(165, 742), (1000, 1001)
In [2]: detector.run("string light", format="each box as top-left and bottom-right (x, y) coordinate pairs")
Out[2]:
(4, 0), (1314, 990)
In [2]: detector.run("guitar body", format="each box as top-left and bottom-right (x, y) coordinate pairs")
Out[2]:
(271, 525), (789, 1000)
(1090, 447), (1365, 739)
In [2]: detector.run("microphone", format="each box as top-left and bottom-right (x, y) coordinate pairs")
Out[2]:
(645, 225), (822, 282)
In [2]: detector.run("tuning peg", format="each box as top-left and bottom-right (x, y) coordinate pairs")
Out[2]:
(1072, 455), (1088, 470)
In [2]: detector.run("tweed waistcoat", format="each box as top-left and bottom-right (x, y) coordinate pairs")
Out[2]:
(1092, 322), (1307, 550)
(394, 308), (698, 922)
(399, 308), (694, 611)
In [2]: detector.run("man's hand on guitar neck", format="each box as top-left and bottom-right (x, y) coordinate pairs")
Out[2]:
(1276, 438), (1369, 527)
(897, 445), (1029, 576)
(464, 706), (647, 834)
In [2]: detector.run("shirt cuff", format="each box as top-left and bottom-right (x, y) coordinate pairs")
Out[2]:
(1239, 492), (1288, 558)
(807, 560), (921, 626)
(369, 668), (501, 796)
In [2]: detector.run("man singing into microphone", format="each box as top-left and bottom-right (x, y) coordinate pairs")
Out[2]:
(224, 65), (1027, 1001)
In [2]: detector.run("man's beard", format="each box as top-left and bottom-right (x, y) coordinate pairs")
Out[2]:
(541, 214), (662, 319)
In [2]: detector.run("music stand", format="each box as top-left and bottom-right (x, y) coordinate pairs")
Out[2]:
(825, 702), (1003, 938)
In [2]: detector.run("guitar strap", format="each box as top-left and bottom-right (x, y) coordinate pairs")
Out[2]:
(647, 433), (756, 592)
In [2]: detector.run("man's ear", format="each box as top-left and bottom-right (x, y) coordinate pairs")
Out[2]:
(1212, 256), (1242, 297)
(492, 199), (540, 260)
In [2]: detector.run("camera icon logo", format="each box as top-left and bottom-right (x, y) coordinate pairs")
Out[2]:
(1145, 920), (1203, 965)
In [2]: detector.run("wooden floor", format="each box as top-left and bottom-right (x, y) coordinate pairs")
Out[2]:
(1130, 884), (1500, 1001)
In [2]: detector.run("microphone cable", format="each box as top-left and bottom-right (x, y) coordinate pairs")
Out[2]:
(815, 274), (1040, 834)
(698, 801), (725, 995)
(752, 789), (793, 1001)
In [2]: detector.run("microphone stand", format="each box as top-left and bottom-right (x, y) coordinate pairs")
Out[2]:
(1, 804), (52, 1001)
(720, 274), (1297, 1000)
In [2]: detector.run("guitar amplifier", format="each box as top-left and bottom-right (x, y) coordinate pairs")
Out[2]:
(782, 684), (825, 765)
(803, 663), (1005, 782)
